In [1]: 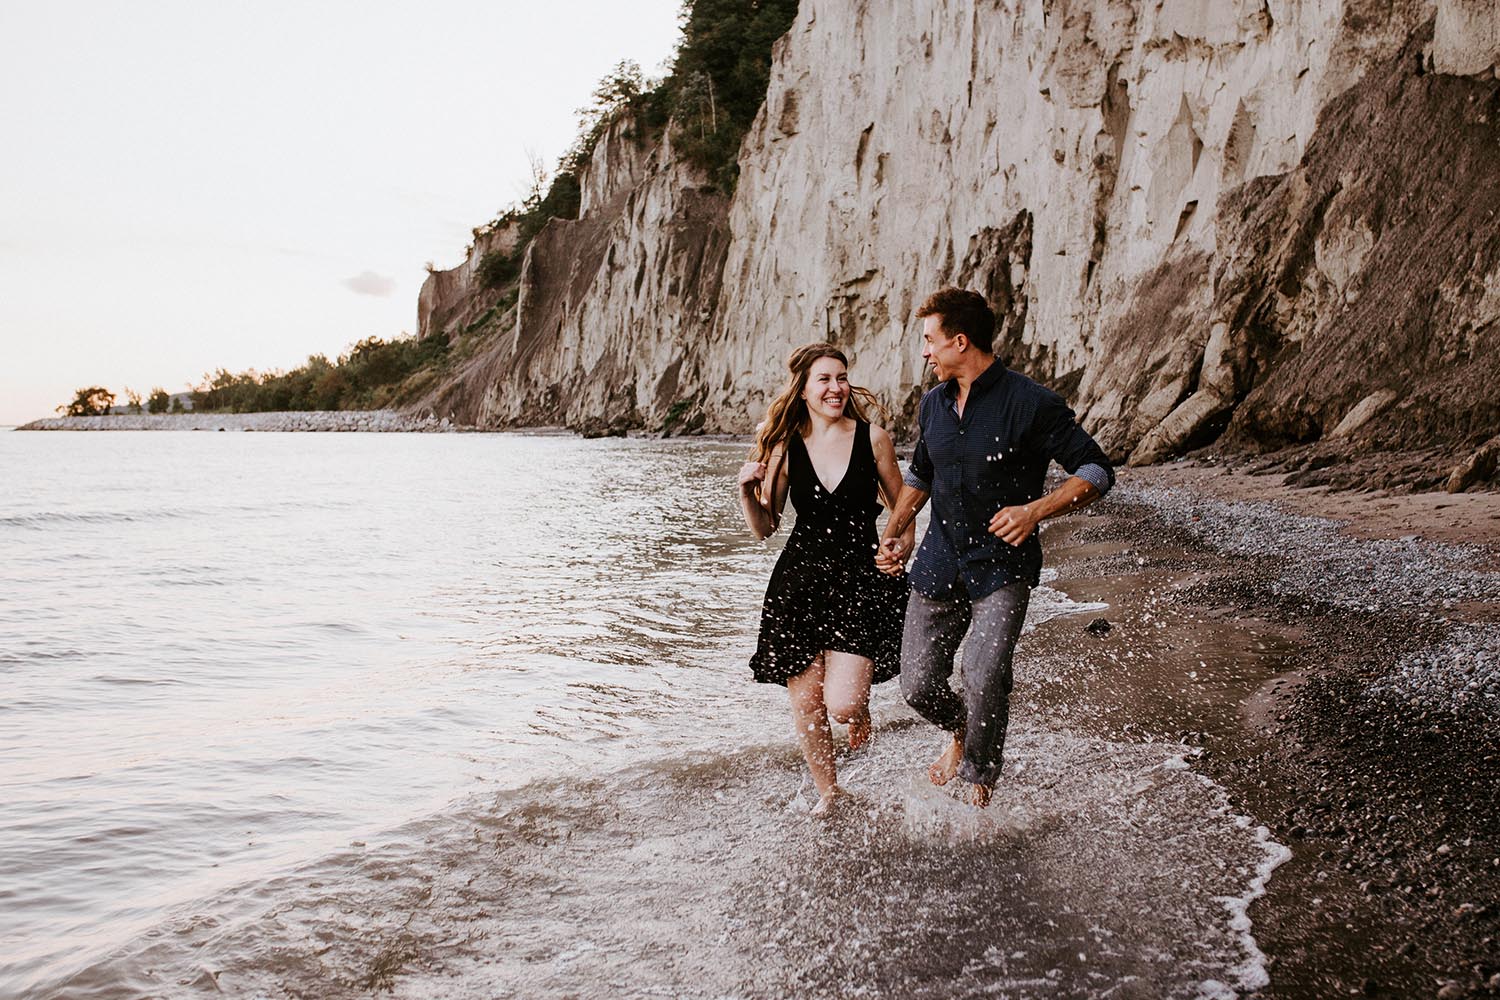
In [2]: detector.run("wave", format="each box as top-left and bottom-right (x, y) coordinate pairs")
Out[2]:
(0, 508), (198, 530)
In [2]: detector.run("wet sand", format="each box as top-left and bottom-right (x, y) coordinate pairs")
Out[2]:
(1030, 465), (1500, 999)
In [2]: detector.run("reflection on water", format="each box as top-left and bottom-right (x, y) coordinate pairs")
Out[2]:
(0, 431), (1283, 998)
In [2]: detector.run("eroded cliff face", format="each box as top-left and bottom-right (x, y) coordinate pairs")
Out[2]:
(416, 221), (520, 343)
(413, 0), (1499, 478)
(413, 118), (730, 433)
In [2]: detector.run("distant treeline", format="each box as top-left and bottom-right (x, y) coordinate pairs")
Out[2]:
(475, 0), (799, 290)
(189, 333), (449, 413)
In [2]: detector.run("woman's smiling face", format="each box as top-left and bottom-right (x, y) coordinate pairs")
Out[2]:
(802, 356), (849, 420)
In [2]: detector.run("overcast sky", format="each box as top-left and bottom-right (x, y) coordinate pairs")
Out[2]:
(0, 0), (684, 424)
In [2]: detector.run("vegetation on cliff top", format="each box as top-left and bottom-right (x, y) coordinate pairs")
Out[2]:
(476, 0), (799, 289)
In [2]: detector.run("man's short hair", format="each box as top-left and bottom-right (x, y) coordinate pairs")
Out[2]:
(915, 287), (996, 353)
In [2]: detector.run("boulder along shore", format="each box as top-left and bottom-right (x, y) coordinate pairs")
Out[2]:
(1028, 462), (1499, 999)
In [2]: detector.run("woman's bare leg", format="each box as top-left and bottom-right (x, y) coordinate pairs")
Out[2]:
(786, 655), (839, 804)
(822, 651), (875, 751)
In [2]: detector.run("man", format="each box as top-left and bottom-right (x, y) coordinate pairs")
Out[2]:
(876, 287), (1114, 807)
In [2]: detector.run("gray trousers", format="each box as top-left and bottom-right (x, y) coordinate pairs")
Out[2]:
(899, 582), (1031, 787)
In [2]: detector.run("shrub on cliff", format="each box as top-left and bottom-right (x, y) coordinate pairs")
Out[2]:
(477, 249), (521, 289)
(58, 387), (115, 416)
(475, 76), (611, 291)
(470, 1), (798, 288)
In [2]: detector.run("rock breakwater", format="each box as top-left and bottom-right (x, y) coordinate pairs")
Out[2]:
(16, 411), (456, 433)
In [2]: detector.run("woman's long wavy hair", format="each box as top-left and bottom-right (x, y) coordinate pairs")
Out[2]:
(751, 344), (887, 466)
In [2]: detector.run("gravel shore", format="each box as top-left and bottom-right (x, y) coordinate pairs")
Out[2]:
(1041, 464), (1500, 998)
(15, 411), (459, 432)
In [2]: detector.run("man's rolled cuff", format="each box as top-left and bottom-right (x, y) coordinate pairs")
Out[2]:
(1073, 463), (1113, 497)
(902, 469), (932, 492)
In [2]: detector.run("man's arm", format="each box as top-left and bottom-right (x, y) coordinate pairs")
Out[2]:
(990, 391), (1112, 545)
(987, 476), (1099, 546)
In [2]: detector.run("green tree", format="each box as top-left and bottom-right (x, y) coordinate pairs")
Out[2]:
(561, 60), (646, 174)
(123, 387), (143, 415)
(147, 387), (171, 413)
(656, 0), (800, 190)
(59, 386), (115, 416)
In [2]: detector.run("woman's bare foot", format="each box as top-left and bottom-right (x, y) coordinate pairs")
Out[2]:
(927, 735), (964, 786)
(810, 785), (848, 817)
(847, 710), (872, 752)
(967, 782), (993, 808)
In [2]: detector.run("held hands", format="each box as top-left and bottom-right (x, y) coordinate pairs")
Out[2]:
(875, 537), (909, 577)
(989, 503), (1041, 546)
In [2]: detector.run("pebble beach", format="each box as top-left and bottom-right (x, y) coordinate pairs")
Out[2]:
(1046, 462), (1500, 998)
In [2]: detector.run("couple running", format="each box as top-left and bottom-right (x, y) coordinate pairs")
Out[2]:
(737, 287), (1115, 813)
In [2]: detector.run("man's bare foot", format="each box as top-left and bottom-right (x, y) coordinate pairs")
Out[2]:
(927, 735), (964, 786)
(847, 710), (872, 752)
(967, 782), (993, 808)
(810, 785), (848, 817)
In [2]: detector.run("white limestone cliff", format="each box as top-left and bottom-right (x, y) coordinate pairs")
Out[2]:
(412, 117), (731, 432)
(412, 0), (1499, 477)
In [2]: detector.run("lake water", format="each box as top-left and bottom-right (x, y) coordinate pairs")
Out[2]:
(0, 431), (1284, 999)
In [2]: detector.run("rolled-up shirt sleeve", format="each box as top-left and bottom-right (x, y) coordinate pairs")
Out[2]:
(1031, 392), (1115, 496)
(1072, 463), (1113, 496)
(903, 428), (933, 492)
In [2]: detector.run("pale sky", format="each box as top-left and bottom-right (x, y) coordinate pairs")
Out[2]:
(0, 1), (685, 425)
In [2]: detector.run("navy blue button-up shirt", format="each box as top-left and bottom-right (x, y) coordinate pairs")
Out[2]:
(903, 361), (1114, 600)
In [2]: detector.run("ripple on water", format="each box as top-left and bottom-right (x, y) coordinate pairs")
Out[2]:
(0, 435), (1290, 1000)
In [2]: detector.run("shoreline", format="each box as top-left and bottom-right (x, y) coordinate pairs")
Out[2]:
(1036, 467), (1499, 998)
(10, 414), (763, 447)
(14, 411), (457, 433)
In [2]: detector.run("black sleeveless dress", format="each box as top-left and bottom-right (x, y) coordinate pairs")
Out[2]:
(750, 420), (909, 685)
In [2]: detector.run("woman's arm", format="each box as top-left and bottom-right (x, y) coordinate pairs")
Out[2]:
(870, 425), (916, 551)
(738, 446), (787, 540)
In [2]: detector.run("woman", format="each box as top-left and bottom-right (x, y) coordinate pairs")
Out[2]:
(738, 344), (912, 814)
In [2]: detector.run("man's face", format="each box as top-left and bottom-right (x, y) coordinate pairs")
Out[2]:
(921, 315), (964, 381)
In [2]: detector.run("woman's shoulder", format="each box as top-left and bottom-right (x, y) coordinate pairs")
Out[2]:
(867, 422), (895, 451)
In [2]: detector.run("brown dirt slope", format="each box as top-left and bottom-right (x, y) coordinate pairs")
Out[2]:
(1213, 23), (1500, 457)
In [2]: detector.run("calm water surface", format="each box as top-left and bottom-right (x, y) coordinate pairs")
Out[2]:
(0, 431), (1282, 999)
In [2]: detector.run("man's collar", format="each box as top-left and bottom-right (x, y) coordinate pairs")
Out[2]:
(973, 358), (1006, 391)
(941, 358), (1006, 398)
